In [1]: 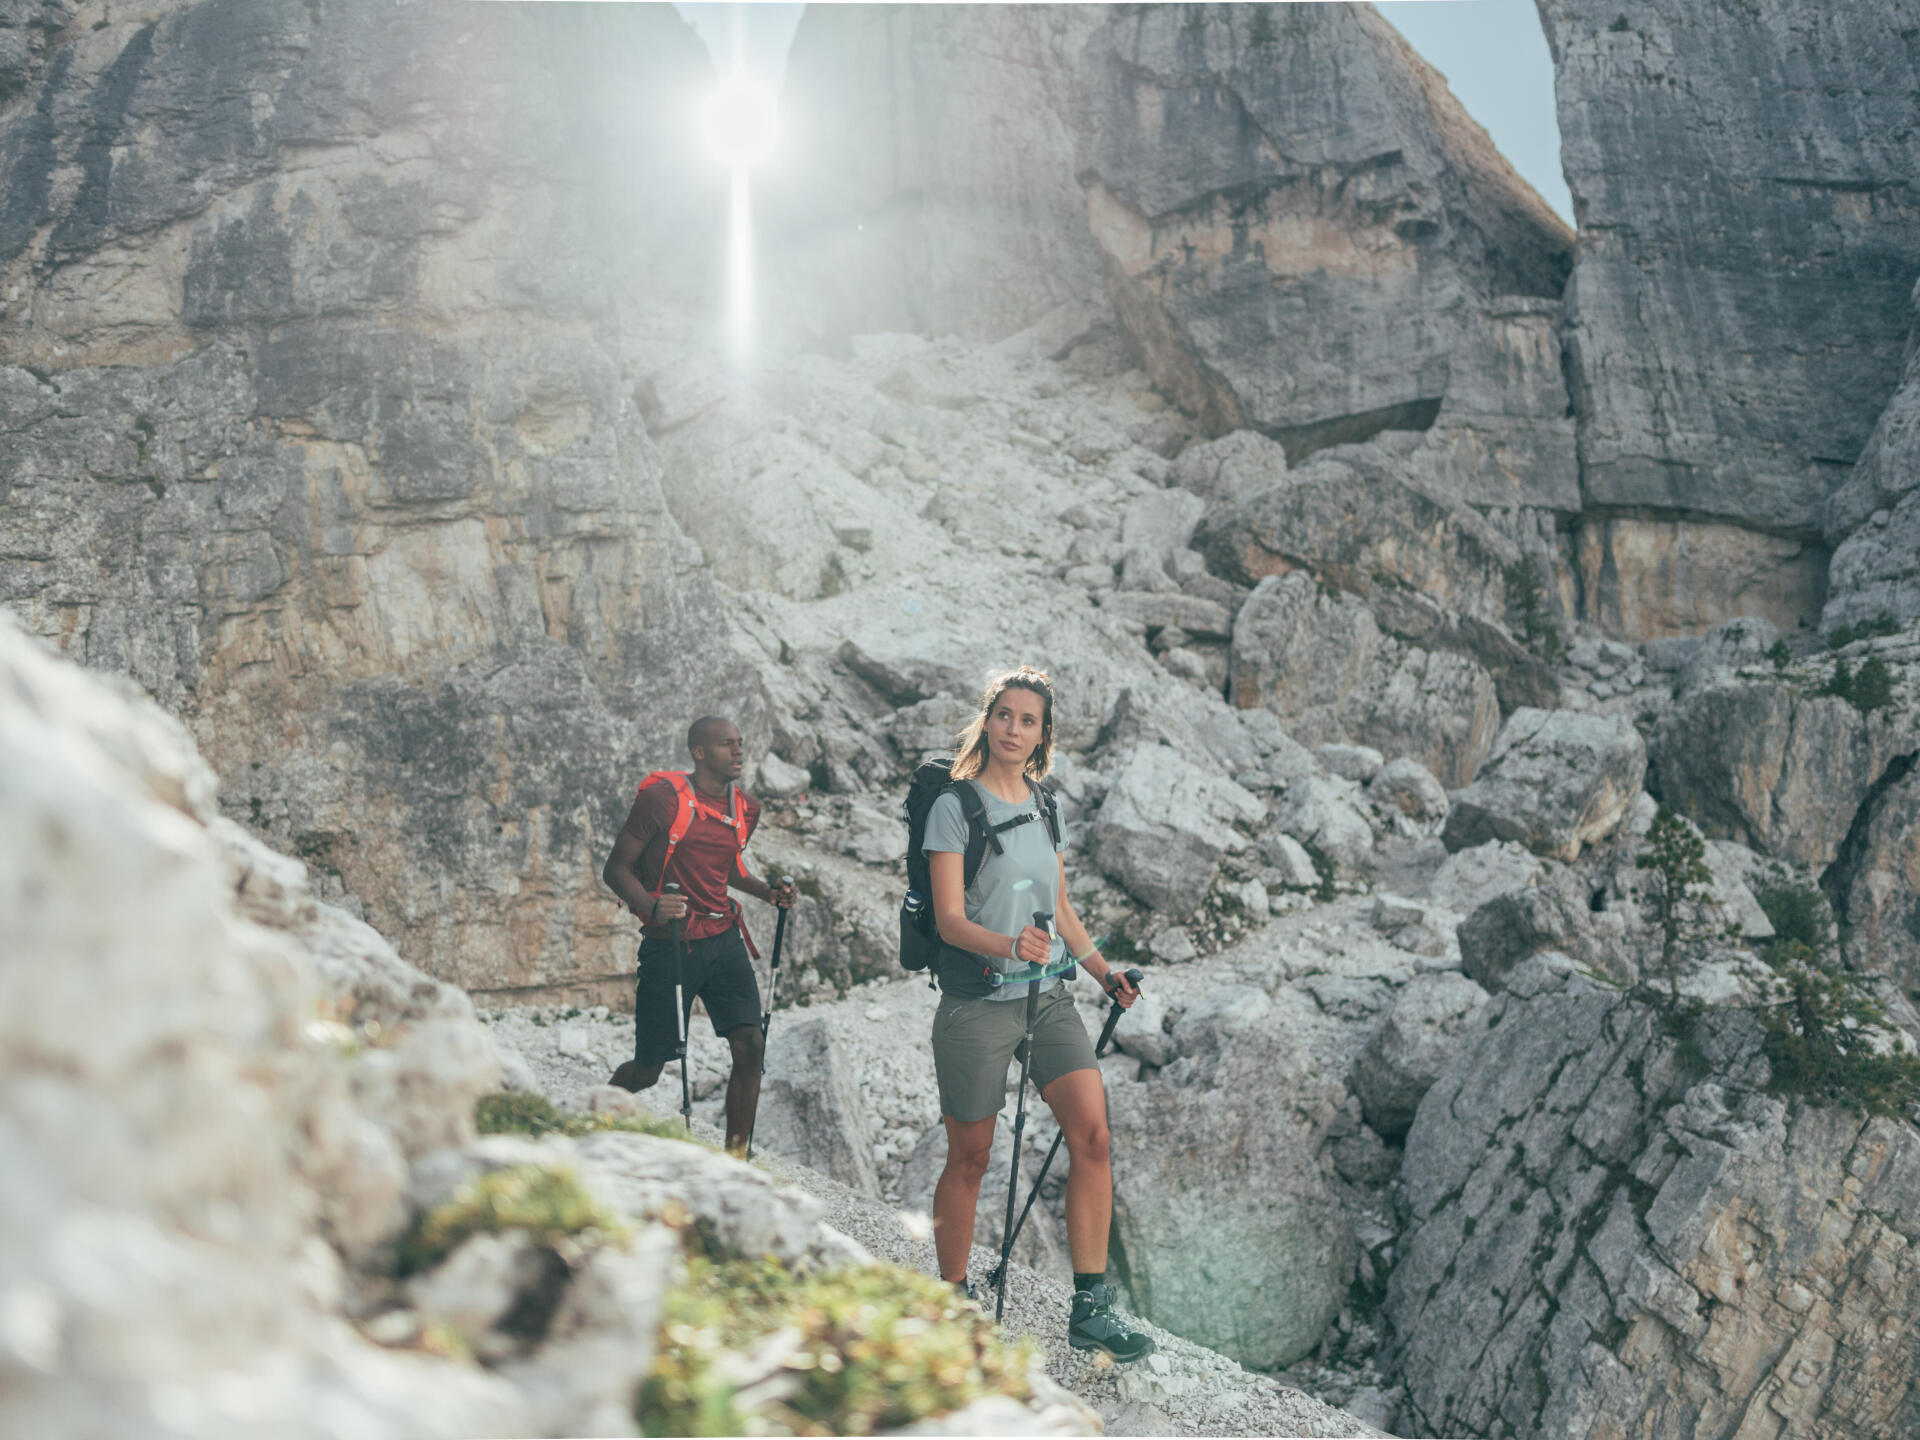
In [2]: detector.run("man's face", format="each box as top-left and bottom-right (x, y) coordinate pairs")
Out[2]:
(696, 723), (745, 781)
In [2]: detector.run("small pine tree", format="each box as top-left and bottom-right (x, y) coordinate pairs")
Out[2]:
(1853, 657), (1894, 714)
(1636, 805), (1712, 1001)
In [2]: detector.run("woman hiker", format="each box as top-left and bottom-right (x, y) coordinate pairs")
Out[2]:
(923, 666), (1155, 1362)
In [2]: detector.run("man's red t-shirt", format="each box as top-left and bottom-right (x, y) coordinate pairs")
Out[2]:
(622, 779), (761, 942)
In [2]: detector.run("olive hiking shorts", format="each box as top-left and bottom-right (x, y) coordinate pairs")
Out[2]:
(931, 987), (1097, 1123)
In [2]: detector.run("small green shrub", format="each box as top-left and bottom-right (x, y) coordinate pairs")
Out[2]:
(1827, 612), (1899, 650)
(1300, 839), (1338, 903)
(1248, 6), (1277, 47)
(1757, 945), (1920, 1120)
(1508, 557), (1565, 662)
(1766, 638), (1793, 669)
(1754, 880), (1834, 956)
(641, 1256), (1035, 1436)
(403, 1164), (622, 1273)
(1818, 656), (1896, 715)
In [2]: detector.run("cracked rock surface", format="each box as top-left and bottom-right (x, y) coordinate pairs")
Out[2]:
(1386, 964), (1920, 1439)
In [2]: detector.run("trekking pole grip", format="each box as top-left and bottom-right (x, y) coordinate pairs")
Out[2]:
(1094, 968), (1145, 1057)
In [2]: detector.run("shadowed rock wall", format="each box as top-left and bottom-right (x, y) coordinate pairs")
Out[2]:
(1539, 0), (1920, 634)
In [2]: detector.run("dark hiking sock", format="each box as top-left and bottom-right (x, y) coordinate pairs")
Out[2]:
(1073, 1270), (1104, 1294)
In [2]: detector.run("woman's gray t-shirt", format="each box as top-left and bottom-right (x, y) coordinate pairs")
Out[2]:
(923, 780), (1067, 1003)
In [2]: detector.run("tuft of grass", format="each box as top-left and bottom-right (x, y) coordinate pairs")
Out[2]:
(403, 1164), (622, 1274)
(475, 1091), (716, 1148)
(640, 1256), (1035, 1437)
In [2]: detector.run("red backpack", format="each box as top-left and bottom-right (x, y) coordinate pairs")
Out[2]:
(635, 770), (754, 893)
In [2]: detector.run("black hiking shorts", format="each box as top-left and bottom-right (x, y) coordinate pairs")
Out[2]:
(631, 925), (761, 1067)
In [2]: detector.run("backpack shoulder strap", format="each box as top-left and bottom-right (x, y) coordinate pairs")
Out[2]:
(1028, 778), (1062, 850)
(637, 771), (696, 884)
(954, 780), (994, 888)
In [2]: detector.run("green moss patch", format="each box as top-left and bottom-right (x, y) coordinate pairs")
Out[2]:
(475, 1091), (717, 1148)
(640, 1257), (1035, 1436)
(403, 1163), (623, 1273)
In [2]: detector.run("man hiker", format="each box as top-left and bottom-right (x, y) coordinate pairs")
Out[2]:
(604, 714), (796, 1154)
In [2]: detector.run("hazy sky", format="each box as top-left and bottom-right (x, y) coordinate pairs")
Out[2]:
(671, 2), (1574, 227)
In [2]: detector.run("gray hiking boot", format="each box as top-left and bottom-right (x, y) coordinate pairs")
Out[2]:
(1068, 1283), (1156, 1362)
(950, 1277), (980, 1307)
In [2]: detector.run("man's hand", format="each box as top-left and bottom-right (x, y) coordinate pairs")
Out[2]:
(769, 876), (798, 910)
(651, 889), (690, 923)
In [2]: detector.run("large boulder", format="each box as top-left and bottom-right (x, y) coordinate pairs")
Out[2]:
(1456, 875), (1633, 993)
(1088, 743), (1267, 913)
(1171, 428), (1289, 505)
(1230, 572), (1501, 790)
(1075, 3), (1570, 470)
(751, 1016), (882, 1197)
(1385, 972), (1920, 1439)
(1108, 988), (1355, 1370)
(0, 612), (529, 1436)
(1442, 708), (1646, 861)
(1349, 974), (1490, 1141)
(1199, 442), (1564, 713)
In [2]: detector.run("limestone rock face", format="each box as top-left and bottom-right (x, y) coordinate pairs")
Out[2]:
(1653, 654), (1919, 870)
(1538, 0), (1920, 536)
(1832, 761), (1920, 995)
(1825, 279), (1920, 632)
(1231, 572), (1501, 791)
(1442, 708), (1646, 861)
(1088, 742), (1266, 913)
(0, 1), (778, 999)
(1385, 975), (1920, 1440)
(1075, 3), (1572, 478)
(766, 4), (1108, 344)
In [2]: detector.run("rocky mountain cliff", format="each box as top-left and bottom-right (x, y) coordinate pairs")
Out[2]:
(5, 2), (1920, 1437)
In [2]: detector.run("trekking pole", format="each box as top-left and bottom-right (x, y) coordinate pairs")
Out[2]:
(994, 910), (1053, 1322)
(987, 965), (1144, 1296)
(746, 875), (793, 1160)
(665, 882), (693, 1135)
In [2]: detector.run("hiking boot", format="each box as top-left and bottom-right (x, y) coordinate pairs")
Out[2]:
(950, 1278), (980, 1307)
(1068, 1283), (1156, 1362)
(609, 1060), (645, 1092)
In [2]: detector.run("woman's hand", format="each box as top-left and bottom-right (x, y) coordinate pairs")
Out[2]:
(1013, 925), (1051, 965)
(1099, 965), (1139, 1008)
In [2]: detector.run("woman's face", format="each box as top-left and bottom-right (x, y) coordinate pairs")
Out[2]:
(986, 685), (1047, 768)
